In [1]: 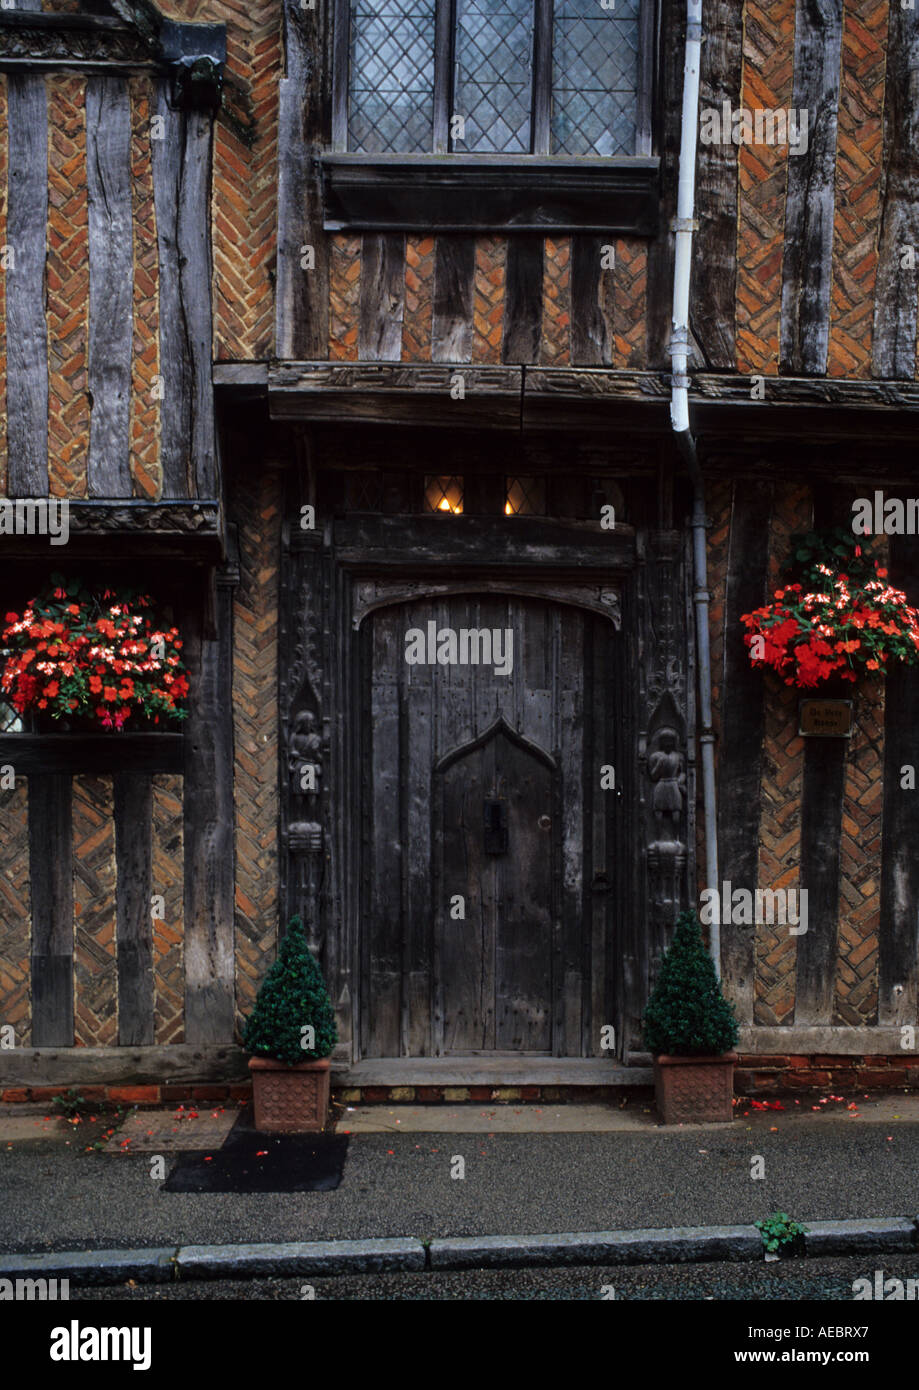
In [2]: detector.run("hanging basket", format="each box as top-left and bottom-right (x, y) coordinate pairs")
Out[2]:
(741, 529), (919, 691)
(1, 576), (188, 732)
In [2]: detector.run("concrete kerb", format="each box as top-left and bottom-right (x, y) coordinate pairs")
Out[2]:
(427, 1226), (761, 1269)
(176, 1238), (425, 1278)
(0, 1219), (917, 1286)
(0, 1247), (176, 1285)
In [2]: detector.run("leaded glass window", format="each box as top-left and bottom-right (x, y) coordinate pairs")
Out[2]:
(454, 0), (534, 153)
(339, 0), (650, 157)
(551, 0), (640, 156)
(349, 0), (437, 153)
(424, 475), (465, 512)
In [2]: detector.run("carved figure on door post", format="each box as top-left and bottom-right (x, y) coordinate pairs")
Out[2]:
(648, 726), (685, 849)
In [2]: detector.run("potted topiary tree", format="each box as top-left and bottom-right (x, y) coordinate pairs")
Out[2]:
(242, 916), (338, 1133)
(642, 909), (739, 1125)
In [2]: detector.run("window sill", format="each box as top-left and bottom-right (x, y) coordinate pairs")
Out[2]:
(319, 153), (660, 235)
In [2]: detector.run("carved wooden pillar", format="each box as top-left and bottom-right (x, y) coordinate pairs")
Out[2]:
(278, 448), (352, 1056)
(638, 529), (696, 994)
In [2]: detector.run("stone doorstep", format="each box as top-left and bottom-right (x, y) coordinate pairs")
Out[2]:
(335, 1102), (661, 1133)
(1, 1218), (917, 1286)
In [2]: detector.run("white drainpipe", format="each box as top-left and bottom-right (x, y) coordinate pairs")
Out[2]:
(669, 0), (721, 976)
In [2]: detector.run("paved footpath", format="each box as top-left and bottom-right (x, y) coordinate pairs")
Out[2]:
(1, 1094), (919, 1280)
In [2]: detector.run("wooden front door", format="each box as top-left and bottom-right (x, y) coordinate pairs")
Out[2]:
(359, 591), (623, 1059)
(436, 722), (556, 1052)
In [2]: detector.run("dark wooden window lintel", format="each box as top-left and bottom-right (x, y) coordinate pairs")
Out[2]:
(320, 153), (660, 234)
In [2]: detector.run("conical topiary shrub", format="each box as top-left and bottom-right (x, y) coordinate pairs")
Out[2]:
(243, 916), (338, 1065)
(643, 909), (738, 1056)
(643, 910), (739, 1124)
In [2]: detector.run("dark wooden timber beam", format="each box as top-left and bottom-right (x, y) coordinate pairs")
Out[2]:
(0, 735), (184, 776)
(6, 71), (48, 495)
(692, 0), (743, 369)
(873, 1), (919, 378)
(0, 12), (156, 72)
(275, 0), (329, 359)
(780, 0), (843, 375)
(267, 363), (919, 438)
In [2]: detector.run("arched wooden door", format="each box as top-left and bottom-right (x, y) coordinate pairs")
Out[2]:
(435, 722), (557, 1053)
(358, 591), (623, 1059)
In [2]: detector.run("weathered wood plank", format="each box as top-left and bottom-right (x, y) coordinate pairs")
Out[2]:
(717, 480), (772, 1024)
(795, 807), (843, 1018)
(358, 234), (405, 360)
(879, 528), (919, 1026)
(340, 1057), (651, 1084)
(177, 108), (215, 498)
(872, 2), (919, 378)
(320, 155), (660, 234)
(794, 486), (848, 1024)
(432, 236), (475, 362)
(432, 0), (452, 153)
(29, 775), (73, 1047)
(438, 727), (492, 1052)
(502, 236), (543, 365)
(152, 86), (190, 498)
(557, 611), (585, 1057)
(0, 734), (184, 776)
(182, 587), (235, 1045)
(331, 0), (349, 150)
(6, 74), (48, 496)
(276, 0), (329, 359)
(86, 76), (133, 497)
(692, 0), (743, 368)
(329, 512), (638, 570)
(646, 0), (684, 365)
(402, 615), (433, 1056)
(570, 236), (613, 366)
(0, 1046), (248, 1086)
(496, 730), (553, 1050)
(114, 773), (154, 1046)
(532, 0), (552, 154)
(780, 0), (843, 375)
(0, 1046), (645, 1087)
(152, 85), (215, 497)
(363, 611), (402, 1055)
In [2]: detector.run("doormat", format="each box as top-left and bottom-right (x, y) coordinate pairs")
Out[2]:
(162, 1108), (349, 1193)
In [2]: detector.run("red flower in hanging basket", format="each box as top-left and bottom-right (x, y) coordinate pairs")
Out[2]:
(0, 575), (188, 731)
(741, 531), (919, 690)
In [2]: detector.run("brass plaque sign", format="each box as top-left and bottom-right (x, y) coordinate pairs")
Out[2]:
(798, 699), (854, 738)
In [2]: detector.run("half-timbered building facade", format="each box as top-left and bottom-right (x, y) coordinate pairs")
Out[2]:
(1, 0), (919, 1098)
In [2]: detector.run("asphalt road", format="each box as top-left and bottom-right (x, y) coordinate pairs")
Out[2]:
(3, 1117), (919, 1253)
(68, 1253), (919, 1301)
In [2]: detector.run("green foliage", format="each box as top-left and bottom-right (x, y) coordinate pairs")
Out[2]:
(788, 526), (879, 590)
(642, 909), (739, 1057)
(756, 1212), (809, 1253)
(50, 1088), (87, 1117)
(242, 916), (338, 1065)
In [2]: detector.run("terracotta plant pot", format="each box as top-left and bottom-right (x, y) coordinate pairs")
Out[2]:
(248, 1056), (331, 1133)
(653, 1052), (737, 1125)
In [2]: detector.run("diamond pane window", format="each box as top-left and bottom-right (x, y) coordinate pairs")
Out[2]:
(504, 476), (546, 515)
(551, 0), (639, 155)
(344, 471), (385, 510)
(454, 0), (534, 153)
(424, 475), (464, 513)
(349, 0), (436, 153)
(0, 699), (22, 733)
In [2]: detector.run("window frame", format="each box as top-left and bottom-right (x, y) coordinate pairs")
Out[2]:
(332, 0), (657, 158)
